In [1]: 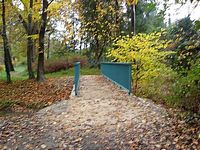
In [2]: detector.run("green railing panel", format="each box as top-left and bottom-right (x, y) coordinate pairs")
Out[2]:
(101, 62), (132, 94)
(74, 62), (80, 96)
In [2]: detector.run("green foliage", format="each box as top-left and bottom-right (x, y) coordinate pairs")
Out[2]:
(138, 71), (176, 102)
(169, 59), (200, 112)
(195, 20), (200, 30)
(49, 39), (67, 57)
(123, 0), (166, 34)
(80, 67), (100, 75)
(0, 65), (4, 71)
(167, 17), (200, 72)
(164, 17), (200, 112)
(135, 0), (165, 33)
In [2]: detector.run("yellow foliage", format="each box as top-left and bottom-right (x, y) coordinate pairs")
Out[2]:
(0, 65), (4, 71)
(107, 30), (174, 94)
(127, 0), (139, 5)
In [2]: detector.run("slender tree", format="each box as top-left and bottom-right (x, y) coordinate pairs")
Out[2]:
(1, 0), (15, 83)
(14, 0), (38, 79)
(37, 0), (54, 82)
(127, 0), (139, 35)
(26, 0), (36, 79)
(76, 0), (121, 66)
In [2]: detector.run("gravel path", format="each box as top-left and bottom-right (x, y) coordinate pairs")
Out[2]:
(0, 75), (199, 149)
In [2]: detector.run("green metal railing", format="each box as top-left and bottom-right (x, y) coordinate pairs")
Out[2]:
(101, 62), (132, 94)
(74, 62), (80, 95)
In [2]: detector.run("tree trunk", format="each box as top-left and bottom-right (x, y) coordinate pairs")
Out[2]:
(26, 0), (35, 79)
(2, 0), (14, 72)
(1, 0), (14, 83)
(80, 36), (82, 54)
(130, 4), (136, 35)
(37, 0), (48, 82)
(47, 32), (51, 59)
(27, 37), (35, 79)
(115, 0), (120, 36)
(94, 35), (100, 67)
(133, 64), (139, 95)
(115, 0), (119, 24)
(7, 48), (14, 71)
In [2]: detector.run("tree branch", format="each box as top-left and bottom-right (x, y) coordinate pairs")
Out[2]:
(18, 14), (28, 32)
(10, 2), (28, 32)
(48, 0), (55, 6)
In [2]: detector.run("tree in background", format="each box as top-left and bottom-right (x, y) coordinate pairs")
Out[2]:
(37, 0), (49, 82)
(1, 0), (15, 83)
(126, 0), (138, 35)
(76, 0), (122, 67)
(12, 0), (41, 79)
(125, 0), (166, 34)
(167, 17), (200, 72)
(37, 0), (66, 82)
(165, 17), (200, 111)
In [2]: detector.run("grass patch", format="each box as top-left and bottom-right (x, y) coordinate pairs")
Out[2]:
(80, 67), (100, 75)
(0, 65), (100, 81)
(0, 100), (18, 111)
(46, 67), (100, 78)
(0, 65), (27, 81)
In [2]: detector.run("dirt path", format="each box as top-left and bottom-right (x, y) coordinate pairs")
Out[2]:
(0, 75), (199, 149)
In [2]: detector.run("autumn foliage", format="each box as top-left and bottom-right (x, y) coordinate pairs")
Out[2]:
(107, 29), (200, 113)
(0, 78), (73, 112)
(107, 30), (173, 94)
(38, 56), (88, 73)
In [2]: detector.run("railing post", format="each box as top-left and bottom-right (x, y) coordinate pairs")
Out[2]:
(128, 64), (132, 95)
(74, 62), (80, 96)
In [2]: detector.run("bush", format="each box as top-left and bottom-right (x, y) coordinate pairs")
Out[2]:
(168, 59), (200, 113)
(137, 69), (176, 104)
(44, 59), (70, 73)
(107, 30), (173, 94)
(44, 55), (88, 73)
(0, 65), (4, 71)
(68, 55), (88, 67)
(106, 30), (200, 114)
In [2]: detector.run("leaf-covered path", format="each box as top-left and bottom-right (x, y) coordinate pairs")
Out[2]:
(0, 75), (199, 149)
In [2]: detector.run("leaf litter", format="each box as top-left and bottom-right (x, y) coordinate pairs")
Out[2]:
(0, 75), (199, 149)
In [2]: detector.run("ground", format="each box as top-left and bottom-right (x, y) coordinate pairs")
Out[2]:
(0, 77), (73, 112)
(0, 75), (199, 149)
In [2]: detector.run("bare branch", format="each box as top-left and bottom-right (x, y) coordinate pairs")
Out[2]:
(48, 0), (55, 6)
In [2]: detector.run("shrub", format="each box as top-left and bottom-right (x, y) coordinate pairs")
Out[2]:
(44, 59), (70, 73)
(107, 30), (200, 113)
(137, 69), (176, 104)
(68, 55), (88, 67)
(168, 59), (200, 113)
(44, 55), (88, 73)
(107, 30), (173, 94)
(0, 65), (4, 71)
